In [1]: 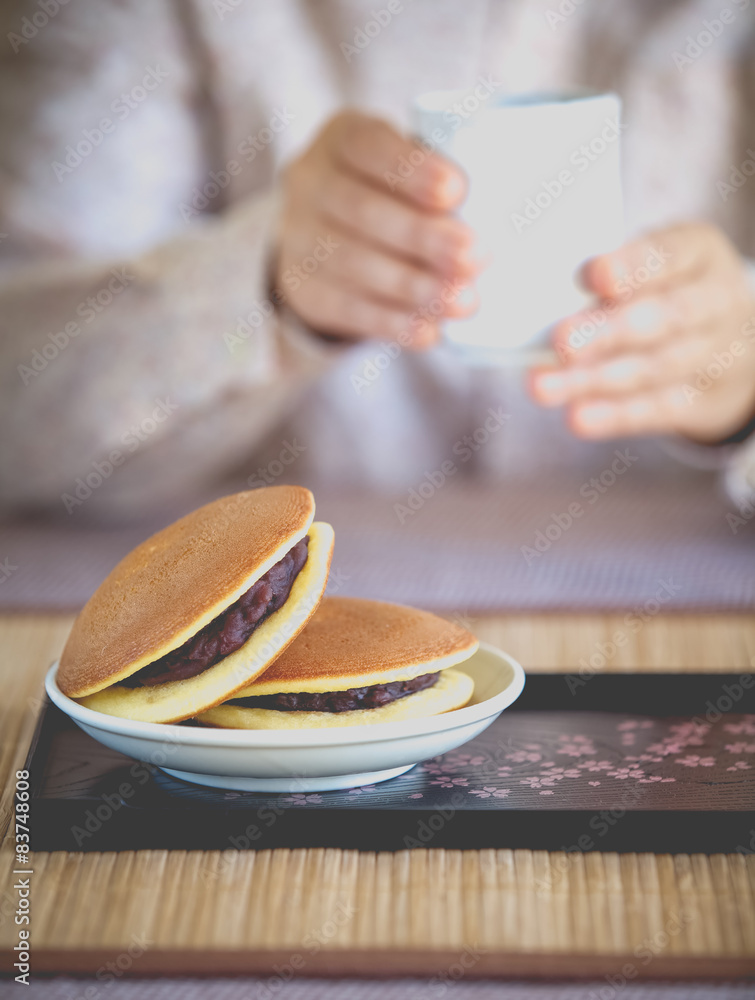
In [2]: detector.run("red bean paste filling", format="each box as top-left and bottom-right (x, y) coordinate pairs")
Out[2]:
(122, 536), (309, 688)
(229, 670), (439, 713)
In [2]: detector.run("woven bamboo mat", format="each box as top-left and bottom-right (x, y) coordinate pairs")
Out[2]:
(1, 614), (754, 978)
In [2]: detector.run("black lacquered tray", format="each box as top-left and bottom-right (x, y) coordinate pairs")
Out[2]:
(27, 674), (755, 853)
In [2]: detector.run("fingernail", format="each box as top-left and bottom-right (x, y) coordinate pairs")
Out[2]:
(626, 300), (662, 334)
(575, 260), (593, 291)
(610, 257), (627, 282)
(409, 322), (436, 349)
(535, 371), (567, 404)
(441, 171), (466, 205)
(443, 246), (477, 277)
(576, 402), (614, 430)
(455, 286), (476, 308)
(600, 356), (645, 383)
(539, 367), (592, 395)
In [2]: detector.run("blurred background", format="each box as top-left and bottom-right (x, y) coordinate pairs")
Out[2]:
(0, 0), (753, 613)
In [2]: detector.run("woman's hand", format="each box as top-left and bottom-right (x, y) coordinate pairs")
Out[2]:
(530, 223), (755, 443)
(275, 110), (480, 348)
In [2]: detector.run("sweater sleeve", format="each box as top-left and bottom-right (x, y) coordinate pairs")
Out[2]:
(0, 0), (338, 520)
(721, 257), (755, 510)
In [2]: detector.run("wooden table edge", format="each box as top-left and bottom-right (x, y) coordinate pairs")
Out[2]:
(2, 948), (754, 980)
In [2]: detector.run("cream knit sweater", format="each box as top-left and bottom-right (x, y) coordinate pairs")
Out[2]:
(0, 0), (753, 518)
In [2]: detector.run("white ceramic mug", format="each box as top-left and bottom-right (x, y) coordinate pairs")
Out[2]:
(413, 89), (625, 366)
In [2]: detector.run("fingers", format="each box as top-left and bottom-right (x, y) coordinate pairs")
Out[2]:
(579, 222), (724, 300)
(314, 224), (477, 315)
(286, 272), (441, 348)
(280, 110), (481, 348)
(535, 334), (755, 442)
(529, 219), (755, 440)
(316, 168), (476, 278)
(568, 381), (755, 444)
(329, 112), (467, 211)
(531, 332), (713, 406)
(550, 278), (731, 367)
(567, 387), (689, 439)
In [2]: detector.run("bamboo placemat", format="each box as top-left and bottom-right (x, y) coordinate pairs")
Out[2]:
(1, 613), (754, 978)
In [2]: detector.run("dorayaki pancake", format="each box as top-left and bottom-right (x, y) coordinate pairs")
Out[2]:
(198, 668), (474, 729)
(228, 596), (479, 696)
(56, 486), (334, 723)
(195, 597), (478, 729)
(76, 521), (334, 723)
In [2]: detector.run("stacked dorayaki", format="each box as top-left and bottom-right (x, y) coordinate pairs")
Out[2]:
(57, 486), (478, 728)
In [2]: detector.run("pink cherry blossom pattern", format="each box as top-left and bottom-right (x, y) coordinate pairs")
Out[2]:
(645, 721), (710, 758)
(505, 749), (543, 763)
(723, 719), (755, 736)
(605, 766), (646, 780)
(347, 784), (376, 796)
(726, 760), (752, 771)
(556, 734), (598, 757)
(469, 786), (511, 799)
(675, 755), (715, 767)
(430, 776), (470, 789)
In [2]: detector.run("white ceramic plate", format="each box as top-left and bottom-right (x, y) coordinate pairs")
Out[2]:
(45, 643), (525, 792)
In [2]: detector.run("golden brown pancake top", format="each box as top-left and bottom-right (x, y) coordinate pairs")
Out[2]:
(57, 486), (314, 697)
(247, 596), (477, 689)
